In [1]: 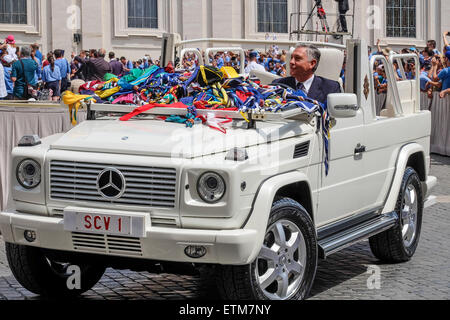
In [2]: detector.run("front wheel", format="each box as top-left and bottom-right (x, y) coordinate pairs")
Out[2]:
(216, 198), (318, 300)
(369, 167), (423, 262)
(6, 243), (105, 297)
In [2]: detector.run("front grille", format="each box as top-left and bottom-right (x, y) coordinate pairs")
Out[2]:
(50, 161), (177, 208)
(72, 232), (143, 256)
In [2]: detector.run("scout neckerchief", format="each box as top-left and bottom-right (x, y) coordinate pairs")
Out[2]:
(62, 91), (97, 125)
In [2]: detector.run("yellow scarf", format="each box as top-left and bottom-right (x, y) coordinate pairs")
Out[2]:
(62, 91), (96, 125)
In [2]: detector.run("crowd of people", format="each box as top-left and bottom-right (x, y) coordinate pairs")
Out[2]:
(181, 45), (289, 77)
(0, 34), (160, 101)
(1, 32), (449, 102)
(370, 33), (450, 99)
(183, 34), (450, 99)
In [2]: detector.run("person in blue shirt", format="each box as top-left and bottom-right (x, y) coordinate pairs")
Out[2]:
(31, 44), (42, 64)
(437, 51), (450, 91)
(216, 53), (224, 69)
(404, 61), (416, 80)
(225, 54), (231, 64)
(42, 56), (62, 101)
(3, 64), (14, 99)
(392, 61), (403, 80)
(31, 43), (43, 81)
(427, 40), (441, 55)
(136, 59), (144, 70)
(120, 57), (133, 75)
(420, 64), (432, 92)
(374, 65), (387, 94)
(54, 49), (70, 92)
(31, 51), (41, 83)
(142, 58), (150, 69)
(267, 60), (276, 74)
(443, 31), (450, 56)
(1, 47), (14, 99)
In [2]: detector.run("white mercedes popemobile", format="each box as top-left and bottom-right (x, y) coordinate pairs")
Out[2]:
(0, 37), (437, 300)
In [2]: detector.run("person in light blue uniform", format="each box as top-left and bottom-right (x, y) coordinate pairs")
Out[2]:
(3, 64), (14, 99)
(42, 56), (62, 101)
(437, 51), (450, 91)
(420, 69), (431, 91)
(1, 48), (14, 99)
(216, 54), (224, 69)
(54, 49), (70, 92)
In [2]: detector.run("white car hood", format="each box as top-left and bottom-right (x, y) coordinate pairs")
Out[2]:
(50, 119), (312, 158)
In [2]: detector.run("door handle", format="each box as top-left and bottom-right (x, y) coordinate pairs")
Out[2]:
(354, 144), (366, 154)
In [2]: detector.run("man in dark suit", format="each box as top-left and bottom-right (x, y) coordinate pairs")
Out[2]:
(272, 44), (341, 104)
(337, 0), (350, 33)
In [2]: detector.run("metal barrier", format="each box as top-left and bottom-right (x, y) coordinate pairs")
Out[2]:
(389, 53), (421, 113)
(173, 37), (346, 77)
(370, 55), (404, 117)
(177, 37), (346, 49)
(425, 93), (450, 156)
(179, 48), (204, 69)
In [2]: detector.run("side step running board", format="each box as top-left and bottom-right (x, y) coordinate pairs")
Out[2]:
(318, 212), (398, 259)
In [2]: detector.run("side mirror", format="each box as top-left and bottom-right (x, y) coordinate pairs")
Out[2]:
(327, 93), (359, 118)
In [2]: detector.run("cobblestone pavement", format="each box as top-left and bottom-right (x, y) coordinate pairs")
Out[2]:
(0, 155), (449, 300)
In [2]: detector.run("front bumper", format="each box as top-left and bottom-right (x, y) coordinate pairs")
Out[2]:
(0, 209), (258, 266)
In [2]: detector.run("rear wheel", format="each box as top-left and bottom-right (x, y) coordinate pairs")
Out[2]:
(6, 243), (105, 297)
(369, 167), (423, 262)
(216, 198), (318, 300)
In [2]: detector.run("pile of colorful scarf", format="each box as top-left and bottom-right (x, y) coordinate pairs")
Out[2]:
(63, 65), (331, 174)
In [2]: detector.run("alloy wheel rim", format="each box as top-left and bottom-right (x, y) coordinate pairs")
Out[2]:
(400, 183), (418, 248)
(255, 219), (307, 300)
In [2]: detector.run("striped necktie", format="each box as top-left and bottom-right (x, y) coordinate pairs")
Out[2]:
(297, 82), (306, 92)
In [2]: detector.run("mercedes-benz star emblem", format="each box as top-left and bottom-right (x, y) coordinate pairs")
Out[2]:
(96, 168), (126, 199)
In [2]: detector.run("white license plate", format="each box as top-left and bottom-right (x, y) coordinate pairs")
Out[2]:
(64, 207), (147, 237)
(73, 212), (131, 236)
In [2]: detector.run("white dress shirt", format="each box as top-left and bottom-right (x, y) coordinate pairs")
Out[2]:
(295, 75), (315, 94)
(245, 61), (266, 74)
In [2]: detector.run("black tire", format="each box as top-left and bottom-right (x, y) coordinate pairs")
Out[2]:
(215, 198), (318, 300)
(5, 243), (105, 297)
(369, 167), (423, 263)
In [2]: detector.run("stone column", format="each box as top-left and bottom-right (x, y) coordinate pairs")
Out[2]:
(80, 0), (103, 51)
(51, 0), (76, 57)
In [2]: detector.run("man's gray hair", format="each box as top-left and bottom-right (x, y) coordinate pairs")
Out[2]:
(98, 48), (106, 58)
(20, 46), (31, 57)
(295, 44), (321, 72)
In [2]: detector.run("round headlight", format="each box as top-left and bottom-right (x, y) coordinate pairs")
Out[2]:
(16, 159), (41, 189)
(197, 172), (226, 203)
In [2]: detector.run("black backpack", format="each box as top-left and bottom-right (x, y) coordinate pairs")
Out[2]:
(195, 65), (224, 87)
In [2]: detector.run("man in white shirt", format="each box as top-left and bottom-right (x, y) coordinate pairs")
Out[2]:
(245, 51), (266, 74)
